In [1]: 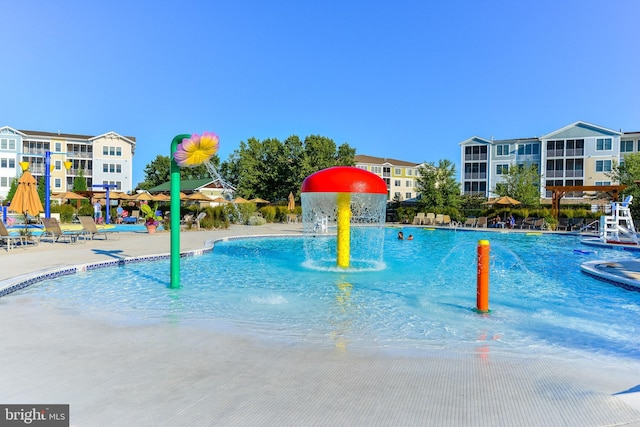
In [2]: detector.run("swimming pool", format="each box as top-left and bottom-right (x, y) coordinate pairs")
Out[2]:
(8, 227), (640, 360)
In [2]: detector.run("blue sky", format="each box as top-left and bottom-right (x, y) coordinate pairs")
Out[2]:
(2, 1), (638, 186)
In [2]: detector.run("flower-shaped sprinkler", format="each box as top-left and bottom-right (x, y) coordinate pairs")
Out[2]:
(170, 132), (220, 288)
(301, 167), (388, 269)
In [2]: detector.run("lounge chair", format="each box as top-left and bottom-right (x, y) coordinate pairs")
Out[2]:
(424, 213), (435, 225)
(413, 212), (426, 225)
(0, 221), (27, 251)
(532, 218), (545, 230)
(476, 216), (488, 228)
(557, 218), (570, 231)
(463, 217), (477, 227)
(193, 212), (207, 229)
(434, 214), (444, 225)
(519, 217), (535, 229)
(79, 216), (110, 240)
(41, 218), (83, 243)
(442, 215), (452, 226)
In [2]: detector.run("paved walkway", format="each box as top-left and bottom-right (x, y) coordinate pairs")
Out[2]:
(1, 224), (640, 426)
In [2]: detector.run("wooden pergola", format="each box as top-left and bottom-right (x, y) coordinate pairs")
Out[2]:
(546, 185), (627, 220)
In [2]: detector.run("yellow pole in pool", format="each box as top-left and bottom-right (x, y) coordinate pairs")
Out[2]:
(336, 192), (351, 268)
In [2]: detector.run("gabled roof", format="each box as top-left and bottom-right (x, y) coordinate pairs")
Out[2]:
(458, 136), (493, 146)
(541, 121), (621, 140)
(354, 154), (420, 167)
(90, 131), (136, 145)
(148, 178), (234, 193)
(0, 126), (26, 136)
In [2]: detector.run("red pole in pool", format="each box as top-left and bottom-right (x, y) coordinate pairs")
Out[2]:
(476, 240), (490, 313)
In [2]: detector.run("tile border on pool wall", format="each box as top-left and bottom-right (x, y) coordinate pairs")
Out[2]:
(0, 234), (298, 298)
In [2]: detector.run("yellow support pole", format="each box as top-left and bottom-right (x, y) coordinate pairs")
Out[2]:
(476, 239), (490, 313)
(336, 192), (351, 268)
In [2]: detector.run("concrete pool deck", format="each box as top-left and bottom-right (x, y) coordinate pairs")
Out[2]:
(1, 223), (640, 426)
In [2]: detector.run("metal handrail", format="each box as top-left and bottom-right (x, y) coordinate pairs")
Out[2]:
(578, 219), (599, 233)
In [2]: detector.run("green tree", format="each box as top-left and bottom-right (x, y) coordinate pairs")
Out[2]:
(415, 159), (460, 211)
(139, 154), (218, 190)
(609, 153), (640, 218)
(494, 163), (541, 206)
(221, 134), (355, 202)
(38, 176), (46, 207)
(73, 169), (88, 191)
(5, 176), (18, 203)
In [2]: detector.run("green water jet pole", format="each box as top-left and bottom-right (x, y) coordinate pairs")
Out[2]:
(170, 134), (190, 289)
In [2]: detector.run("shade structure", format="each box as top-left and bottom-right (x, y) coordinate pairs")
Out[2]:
(211, 197), (230, 204)
(232, 197), (251, 204)
(186, 192), (214, 202)
(93, 191), (130, 200)
(287, 192), (295, 212)
(484, 196), (521, 206)
(153, 193), (171, 201)
(250, 197), (270, 204)
(130, 192), (155, 201)
(9, 171), (44, 216)
(53, 191), (87, 201)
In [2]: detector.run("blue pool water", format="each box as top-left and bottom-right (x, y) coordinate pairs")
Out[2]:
(9, 228), (640, 359)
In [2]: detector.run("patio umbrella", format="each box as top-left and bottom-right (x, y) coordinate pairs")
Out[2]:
(483, 196), (521, 206)
(211, 197), (230, 204)
(250, 197), (270, 204)
(153, 193), (171, 201)
(9, 171), (44, 216)
(186, 192), (214, 202)
(232, 197), (251, 204)
(53, 191), (88, 210)
(130, 192), (154, 201)
(288, 192), (295, 212)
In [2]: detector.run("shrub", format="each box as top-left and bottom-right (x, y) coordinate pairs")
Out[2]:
(259, 206), (276, 222)
(203, 206), (230, 229)
(50, 204), (76, 223)
(247, 215), (267, 226)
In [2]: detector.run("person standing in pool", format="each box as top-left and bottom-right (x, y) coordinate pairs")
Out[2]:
(398, 231), (404, 240)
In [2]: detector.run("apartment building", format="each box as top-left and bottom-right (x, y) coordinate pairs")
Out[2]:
(459, 121), (639, 201)
(0, 126), (135, 201)
(354, 154), (423, 201)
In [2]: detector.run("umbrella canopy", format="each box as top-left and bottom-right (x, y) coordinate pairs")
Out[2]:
(211, 197), (230, 203)
(153, 193), (171, 201)
(53, 191), (87, 201)
(232, 197), (251, 204)
(250, 197), (270, 204)
(288, 192), (295, 212)
(483, 196), (521, 206)
(93, 191), (130, 200)
(9, 171), (44, 216)
(130, 192), (155, 201)
(186, 192), (214, 202)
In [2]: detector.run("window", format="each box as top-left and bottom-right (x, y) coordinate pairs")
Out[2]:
(371, 166), (381, 174)
(383, 167), (391, 177)
(55, 160), (61, 170)
(356, 165), (368, 170)
(621, 140), (634, 152)
(0, 158), (6, 168)
(496, 144), (509, 156)
(394, 180), (401, 187)
(103, 146), (109, 155)
(406, 169), (412, 176)
(496, 164), (509, 175)
(116, 164), (121, 173)
(566, 139), (584, 156)
(595, 181), (611, 186)
(8, 159), (14, 168)
(595, 160), (612, 172)
(55, 142), (61, 152)
(116, 147), (122, 156)
(406, 181), (412, 187)
(103, 164), (109, 173)
(405, 192), (412, 199)
(0, 139), (6, 149)
(394, 168), (402, 175)
(517, 143), (540, 155)
(596, 138), (612, 150)
(54, 178), (61, 188)
(0, 177), (6, 187)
